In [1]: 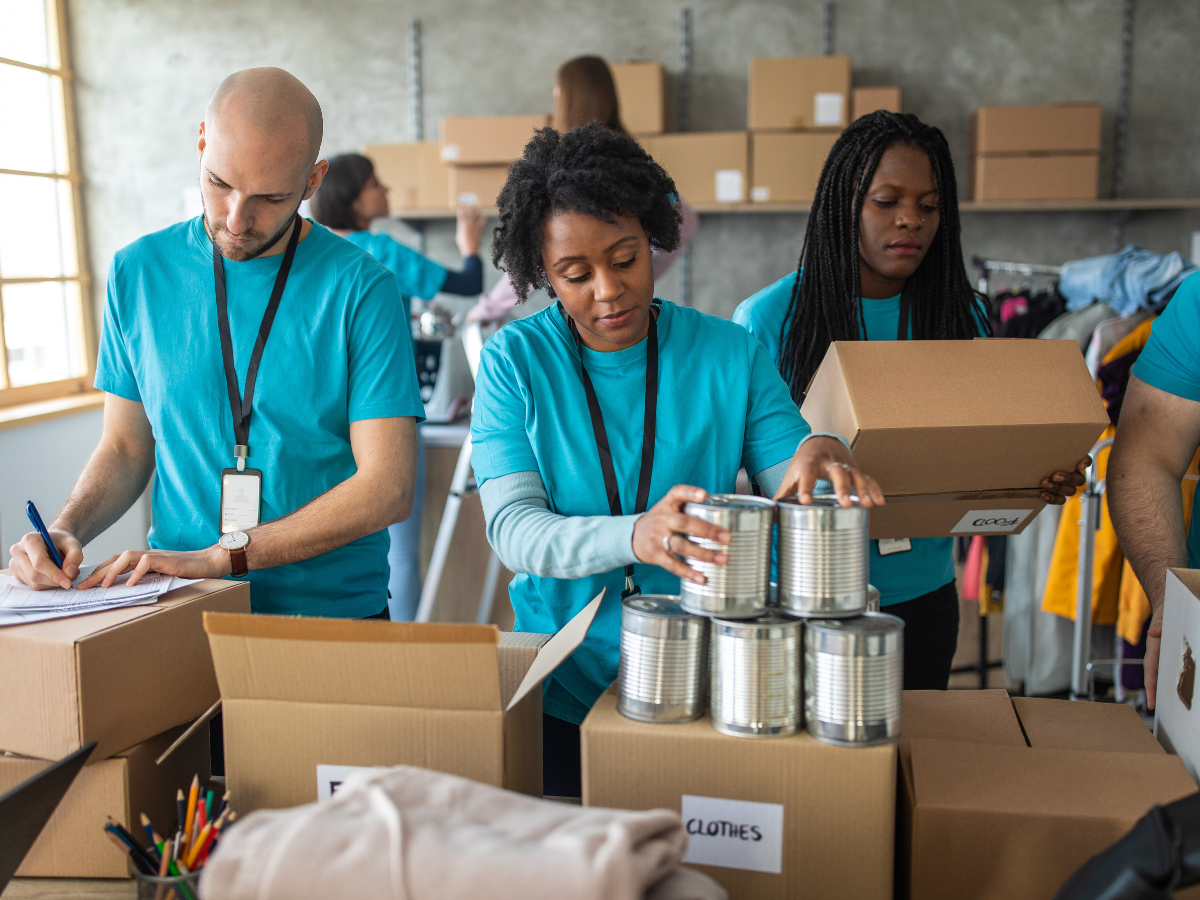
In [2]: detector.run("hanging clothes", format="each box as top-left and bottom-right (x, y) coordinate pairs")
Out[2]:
(1037, 302), (1117, 350)
(1059, 244), (1197, 317)
(995, 287), (1066, 339)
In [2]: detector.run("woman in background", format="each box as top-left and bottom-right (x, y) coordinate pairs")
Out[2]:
(734, 110), (1086, 689)
(311, 153), (487, 620)
(467, 56), (697, 323)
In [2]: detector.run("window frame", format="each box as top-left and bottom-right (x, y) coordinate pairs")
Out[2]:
(0, 0), (96, 409)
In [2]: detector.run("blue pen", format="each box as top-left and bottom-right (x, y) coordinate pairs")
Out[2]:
(26, 501), (65, 569)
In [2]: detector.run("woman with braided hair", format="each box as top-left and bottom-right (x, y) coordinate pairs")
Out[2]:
(735, 110), (1088, 690)
(473, 121), (882, 796)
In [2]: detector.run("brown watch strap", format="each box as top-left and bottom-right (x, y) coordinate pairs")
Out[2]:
(229, 547), (248, 578)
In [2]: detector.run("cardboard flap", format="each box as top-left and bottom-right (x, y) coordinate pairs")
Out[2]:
(1012, 697), (1164, 754)
(204, 612), (504, 711)
(1169, 567), (1200, 598)
(506, 590), (604, 712)
(801, 343), (860, 446)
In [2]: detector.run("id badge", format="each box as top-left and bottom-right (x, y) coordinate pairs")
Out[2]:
(877, 538), (912, 557)
(220, 468), (262, 534)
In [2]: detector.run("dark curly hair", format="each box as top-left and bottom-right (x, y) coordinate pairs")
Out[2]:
(491, 122), (683, 300)
(778, 110), (991, 402)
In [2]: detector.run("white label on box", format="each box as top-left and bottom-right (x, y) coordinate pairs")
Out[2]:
(456, 191), (481, 206)
(680, 794), (784, 874)
(750, 186), (771, 202)
(317, 764), (375, 801)
(714, 169), (744, 203)
(441, 144), (461, 161)
(877, 538), (912, 556)
(950, 509), (1035, 534)
(814, 92), (845, 126)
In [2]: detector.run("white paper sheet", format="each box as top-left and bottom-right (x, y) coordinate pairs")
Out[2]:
(0, 568), (202, 626)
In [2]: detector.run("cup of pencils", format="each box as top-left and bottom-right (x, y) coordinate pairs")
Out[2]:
(103, 772), (236, 900)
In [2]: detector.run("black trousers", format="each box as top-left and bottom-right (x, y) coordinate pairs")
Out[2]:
(542, 712), (582, 798)
(886, 581), (961, 690)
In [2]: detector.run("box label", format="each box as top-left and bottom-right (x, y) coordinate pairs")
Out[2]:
(456, 191), (481, 206)
(441, 144), (461, 161)
(316, 764), (375, 801)
(680, 794), (784, 874)
(950, 509), (1034, 534)
(814, 92), (845, 126)
(750, 186), (770, 202)
(715, 169), (744, 203)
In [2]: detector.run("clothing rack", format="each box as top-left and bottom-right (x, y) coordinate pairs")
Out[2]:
(973, 256), (1063, 296)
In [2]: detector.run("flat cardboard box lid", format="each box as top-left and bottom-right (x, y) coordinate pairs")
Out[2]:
(1012, 697), (1164, 754)
(899, 690), (1027, 790)
(801, 339), (1109, 495)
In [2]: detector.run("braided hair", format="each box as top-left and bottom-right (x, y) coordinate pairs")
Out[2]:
(777, 110), (990, 402)
(492, 122), (682, 301)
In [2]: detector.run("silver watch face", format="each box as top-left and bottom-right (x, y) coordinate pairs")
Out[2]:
(219, 531), (249, 550)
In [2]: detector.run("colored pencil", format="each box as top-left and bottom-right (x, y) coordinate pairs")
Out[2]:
(104, 823), (156, 875)
(185, 821), (212, 869)
(205, 788), (215, 821)
(214, 790), (231, 821)
(183, 775), (199, 847)
(176, 789), (186, 835)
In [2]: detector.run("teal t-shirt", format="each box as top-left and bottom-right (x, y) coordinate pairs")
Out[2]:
(733, 272), (978, 606)
(95, 217), (426, 617)
(1131, 270), (1200, 568)
(342, 232), (447, 303)
(472, 300), (812, 723)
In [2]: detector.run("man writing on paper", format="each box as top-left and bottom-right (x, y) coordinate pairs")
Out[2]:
(8, 68), (424, 619)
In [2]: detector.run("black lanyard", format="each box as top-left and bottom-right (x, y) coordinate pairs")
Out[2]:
(897, 291), (911, 341)
(213, 214), (301, 470)
(565, 303), (659, 599)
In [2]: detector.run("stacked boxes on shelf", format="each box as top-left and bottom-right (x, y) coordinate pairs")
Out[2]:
(972, 103), (1102, 201)
(364, 142), (449, 212)
(611, 61), (667, 136)
(440, 114), (549, 207)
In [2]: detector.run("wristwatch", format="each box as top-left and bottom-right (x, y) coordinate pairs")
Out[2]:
(218, 531), (250, 578)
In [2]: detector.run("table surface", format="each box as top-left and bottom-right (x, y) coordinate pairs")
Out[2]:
(2, 880), (135, 899)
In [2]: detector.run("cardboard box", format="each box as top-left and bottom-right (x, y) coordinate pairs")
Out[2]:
(1156, 568), (1200, 782)
(749, 131), (839, 203)
(643, 132), (748, 204)
(748, 56), (851, 131)
(582, 693), (896, 900)
(900, 690), (1197, 900)
(438, 114), (550, 166)
(852, 86), (902, 121)
(973, 153), (1099, 202)
(448, 163), (509, 207)
(973, 103), (1102, 155)
(611, 61), (667, 135)
(0, 724), (210, 877)
(800, 339), (1109, 538)
(0, 579), (250, 762)
(363, 142), (450, 211)
(206, 594), (600, 813)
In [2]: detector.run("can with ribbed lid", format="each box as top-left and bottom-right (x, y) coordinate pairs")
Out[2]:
(776, 496), (869, 618)
(710, 611), (803, 738)
(679, 494), (774, 619)
(618, 595), (708, 723)
(804, 612), (904, 747)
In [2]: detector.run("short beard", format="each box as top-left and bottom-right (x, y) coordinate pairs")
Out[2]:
(201, 193), (303, 262)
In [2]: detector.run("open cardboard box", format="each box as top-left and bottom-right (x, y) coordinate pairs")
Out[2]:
(899, 691), (1198, 900)
(204, 592), (602, 812)
(801, 339), (1109, 538)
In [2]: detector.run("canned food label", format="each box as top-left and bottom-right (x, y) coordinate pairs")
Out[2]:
(950, 509), (1034, 534)
(681, 794), (784, 874)
(316, 764), (375, 800)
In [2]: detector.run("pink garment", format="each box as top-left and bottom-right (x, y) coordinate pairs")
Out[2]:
(201, 764), (727, 900)
(469, 199), (700, 322)
(960, 535), (985, 601)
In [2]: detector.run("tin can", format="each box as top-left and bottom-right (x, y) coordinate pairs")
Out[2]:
(618, 595), (708, 723)
(867, 584), (881, 613)
(710, 611), (803, 738)
(679, 495), (774, 619)
(776, 496), (869, 618)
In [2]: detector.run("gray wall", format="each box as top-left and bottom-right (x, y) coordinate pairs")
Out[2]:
(68, 0), (1200, 321)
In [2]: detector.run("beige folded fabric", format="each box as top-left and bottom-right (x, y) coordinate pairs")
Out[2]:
(201, 765), (726, 900)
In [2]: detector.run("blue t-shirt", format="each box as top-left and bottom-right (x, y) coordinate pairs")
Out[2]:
(734, 272), (985, 606)
(472, 300), (812, 723)
(95, 217), (426, 617)
(341, 232), (447, 303)
(1131, 270), (1200, 568)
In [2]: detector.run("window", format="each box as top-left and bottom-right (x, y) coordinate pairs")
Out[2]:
(0, 0), (93, 407)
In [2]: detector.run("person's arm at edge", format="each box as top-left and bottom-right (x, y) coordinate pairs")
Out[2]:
(8, 393), (156, 589)
(1108, 374), (1200, 709)
(439, 204), (486, 295)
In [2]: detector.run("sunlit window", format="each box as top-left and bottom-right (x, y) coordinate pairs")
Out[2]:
(0, 0), (92, 404)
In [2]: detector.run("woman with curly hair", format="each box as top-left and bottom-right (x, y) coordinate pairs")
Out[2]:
(734, 110), (1087, 690)
(472, 121), (883, 796)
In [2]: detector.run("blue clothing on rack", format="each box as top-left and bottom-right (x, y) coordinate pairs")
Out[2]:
(1059, 245), (1196, 318)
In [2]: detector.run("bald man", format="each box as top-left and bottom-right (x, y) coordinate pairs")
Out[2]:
(8, 68), (424, 618)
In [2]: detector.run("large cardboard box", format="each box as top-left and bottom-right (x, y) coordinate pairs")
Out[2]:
(582, 693), (896, 900)
(611, 61), (667, 135)
(800, 339), (1109, 538)
(853, 86), (902, 121)
(0, 724), (210, 878)
(973, 153), (1099, 202)
(364, 141), (450, 211)
(749, 131), (839, 204)
(448, 163), (509, 207)
(748, 56), (851, 131)
(206, 595), (599, 813)
(439, 114), (549, 166)
(0, 579), (250, 761)
(903, 693), (1196, 900)
(1156, 568), (1200, 782)
(973, 103), (1102, 155)
(643, 132), (748, 205)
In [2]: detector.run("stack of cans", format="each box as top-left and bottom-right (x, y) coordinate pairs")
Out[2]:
(618, 596), (708, 723)
(710, 612), (804, 737)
